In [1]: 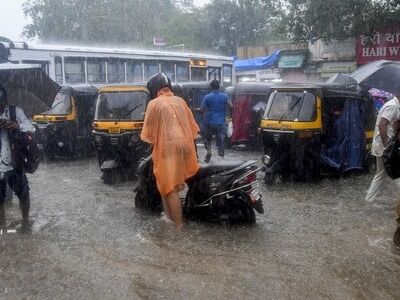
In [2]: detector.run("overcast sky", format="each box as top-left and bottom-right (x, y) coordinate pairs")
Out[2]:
(0, 0), (210, 42)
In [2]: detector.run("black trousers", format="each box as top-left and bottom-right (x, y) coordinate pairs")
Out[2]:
(0, 170), (30, 206)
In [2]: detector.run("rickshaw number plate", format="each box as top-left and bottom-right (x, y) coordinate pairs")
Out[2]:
(109, 127), (121, 134)
(267, 124), (291, 130)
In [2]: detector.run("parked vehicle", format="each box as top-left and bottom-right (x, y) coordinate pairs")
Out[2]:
(33, 84), (98, 158)
(260, 83), (376, 184)
(92, 84), (150, 184)
(226, 82), (273, 148)
(135, 156), (264, 224)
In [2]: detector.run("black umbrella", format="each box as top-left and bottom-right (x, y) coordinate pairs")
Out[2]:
(0, 63), (60, 117)
(325, 73), (359, 90)
(350, 60), (400, 96)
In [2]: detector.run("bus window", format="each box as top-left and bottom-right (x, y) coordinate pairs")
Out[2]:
(22, 60), (49, 75)
(65, 57), (85, 84)
(108, 59), (125, 83)
(161, 61), (175, 81)
(127, 60), (143, 82)
(55, 56), (63, 84)
(144, 61), (160, 80)
(177, 62), (189, 82)
(223, 65), (232, 86)
(87, 58), (106, 83)
(208, 67), (221, 81)
(191, 67), (206, 82)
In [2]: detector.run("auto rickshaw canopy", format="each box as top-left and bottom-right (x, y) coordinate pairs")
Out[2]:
(226, 82), (274, 96)
(97, 84), (148, 94)
(269, 82), (365, 99)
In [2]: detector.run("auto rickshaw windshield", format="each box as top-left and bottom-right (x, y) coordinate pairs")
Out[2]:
(43, 92), (72, 115)
(95, 91), (148, 121)
(264, 91), (317, 122)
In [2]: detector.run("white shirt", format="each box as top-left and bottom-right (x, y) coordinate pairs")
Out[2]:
(371, 96), (400, 157)
(0, 105), (35, 172)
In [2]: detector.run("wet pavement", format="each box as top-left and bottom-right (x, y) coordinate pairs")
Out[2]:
(1, 146), (400, 299)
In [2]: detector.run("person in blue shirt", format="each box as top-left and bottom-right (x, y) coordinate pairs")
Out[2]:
(201, 79), (233, 163)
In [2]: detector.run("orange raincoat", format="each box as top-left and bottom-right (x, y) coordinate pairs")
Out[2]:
(141, 91), (200, 196)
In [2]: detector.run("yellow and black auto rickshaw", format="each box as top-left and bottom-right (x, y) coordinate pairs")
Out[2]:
(260, 83), (376, 184)
(33, 84), (98, 158)
(92, 84), (150, 184)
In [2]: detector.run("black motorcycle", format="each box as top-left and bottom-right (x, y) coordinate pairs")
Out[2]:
(134, 157), (264, 224)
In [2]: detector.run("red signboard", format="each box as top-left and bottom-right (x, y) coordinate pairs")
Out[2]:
(356, 26), (400, 65)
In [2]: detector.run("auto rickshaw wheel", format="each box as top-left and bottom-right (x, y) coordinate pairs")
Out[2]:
(265, 172), (274, 185)
(135, 190), (149, 210)
(102, 170), (115, 185)
(265, 172), (283, 185)
(394, 225), (400, 248)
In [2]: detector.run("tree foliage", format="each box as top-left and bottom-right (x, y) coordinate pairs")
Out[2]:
(23, 0), (177, 46)
(268, 0), (400, 42)
(23, 0), (279, 55)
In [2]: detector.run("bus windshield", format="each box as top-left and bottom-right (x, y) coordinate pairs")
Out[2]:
(95, 91), (149, 121)
(264, 91), (317, 122)
(44, 92), (72, 115)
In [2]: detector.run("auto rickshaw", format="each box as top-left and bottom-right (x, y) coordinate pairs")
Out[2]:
(92, 84), (150, 184)
(260, 83), (376, 184)
(226, 82), (273, 148)
(33, 84), (98, 158)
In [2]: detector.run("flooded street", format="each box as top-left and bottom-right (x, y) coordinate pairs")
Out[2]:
(1, 147), (400, 299)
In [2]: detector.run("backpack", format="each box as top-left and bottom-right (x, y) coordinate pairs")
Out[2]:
(9, 105), (40, 173)
(383, 135), (400, 180)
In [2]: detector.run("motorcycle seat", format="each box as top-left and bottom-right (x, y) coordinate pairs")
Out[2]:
(194, 160), (244, 179)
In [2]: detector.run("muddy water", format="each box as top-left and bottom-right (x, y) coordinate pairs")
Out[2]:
(0, 147), (399, 299)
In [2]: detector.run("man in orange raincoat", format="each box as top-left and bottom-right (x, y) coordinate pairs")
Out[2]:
(141, 73), (200, 227)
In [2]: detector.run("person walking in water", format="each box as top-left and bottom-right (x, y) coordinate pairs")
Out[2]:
(0, 84), (35, 227)
(365, 94), (400, 247)
(141, 73), (200, 228)
(201, 79), (232, 163)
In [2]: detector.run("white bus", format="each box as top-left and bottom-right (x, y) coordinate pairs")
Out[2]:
(8, 42), (234, 86)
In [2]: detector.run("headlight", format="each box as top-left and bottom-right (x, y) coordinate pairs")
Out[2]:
(94, 135), (102, 143)
(262, 155), (271, 165)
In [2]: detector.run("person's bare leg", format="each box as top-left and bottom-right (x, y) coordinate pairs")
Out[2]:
(0, 204), (5, 227)
(161, 196), (171, 219)
(166, 191), (183, 228)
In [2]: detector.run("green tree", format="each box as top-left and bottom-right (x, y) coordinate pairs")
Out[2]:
(163, 0), (277, 55)
(267, 0), (400, 42)
(23, 0), (177, 45)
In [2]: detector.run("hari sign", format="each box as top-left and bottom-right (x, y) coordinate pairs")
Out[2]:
(356, 26), (400, 65)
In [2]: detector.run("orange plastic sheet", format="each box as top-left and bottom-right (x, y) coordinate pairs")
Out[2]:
(141, 92), (200, 196)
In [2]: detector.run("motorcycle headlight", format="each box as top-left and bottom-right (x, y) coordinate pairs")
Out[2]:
(262, 155), (271, 166)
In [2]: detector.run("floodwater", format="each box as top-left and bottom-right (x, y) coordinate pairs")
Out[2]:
(0, 146), (399, 299)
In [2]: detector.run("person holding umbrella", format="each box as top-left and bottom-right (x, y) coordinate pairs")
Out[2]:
(0, 84), (35, 227)
(365, 93), (400, 247)
(351, 60), (400, 247)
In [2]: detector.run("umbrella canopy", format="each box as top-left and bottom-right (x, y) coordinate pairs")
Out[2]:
(369, 88), (393, 98)
(0, 63), (60, 117)
(350, 60), (400, 96)
(325, 73), (359, 90)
